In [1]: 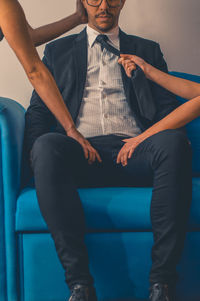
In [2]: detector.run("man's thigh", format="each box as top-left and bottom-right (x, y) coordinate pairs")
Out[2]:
(111, 129), (190, 187)
(30, 133), (120, 188)
(77, 135), (124, 187)
(113, 144), (154, 187)
(87, 134), (154, 187)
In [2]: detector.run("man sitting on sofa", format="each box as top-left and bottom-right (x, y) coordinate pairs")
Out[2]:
(24, 0), (192, 300)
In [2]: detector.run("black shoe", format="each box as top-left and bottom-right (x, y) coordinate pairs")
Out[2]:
(68, 284), (97, 301)
(149, 283), (175, 301)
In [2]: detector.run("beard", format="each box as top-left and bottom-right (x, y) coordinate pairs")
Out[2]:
(95, 21), (115, 32)
(89, 14), (117, 32)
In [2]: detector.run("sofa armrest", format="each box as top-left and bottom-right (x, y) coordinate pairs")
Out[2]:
(0, 97), (25, 301)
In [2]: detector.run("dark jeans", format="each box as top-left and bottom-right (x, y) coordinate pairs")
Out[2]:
(30, 130), (192, 289)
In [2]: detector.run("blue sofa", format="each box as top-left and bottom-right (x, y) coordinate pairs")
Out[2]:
(1, 72), (200, 301)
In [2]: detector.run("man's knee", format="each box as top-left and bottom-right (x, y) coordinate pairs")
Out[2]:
(31, 133), (82, 166)
(32, 133), (62, 159)
(147, 130), (192, 170)
(152, 129), (191, 156)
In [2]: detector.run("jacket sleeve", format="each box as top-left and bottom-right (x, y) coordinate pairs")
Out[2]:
(24, 45), (56, 154)
(150, 44), (182, 123)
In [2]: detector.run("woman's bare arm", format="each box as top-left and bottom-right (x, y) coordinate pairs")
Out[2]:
(27, 0), (87, 47)
(119, 54), (200, 100)
(0, 0), (75, 131)
(0, 0), (101, 163)
(137, 95), (200, 140)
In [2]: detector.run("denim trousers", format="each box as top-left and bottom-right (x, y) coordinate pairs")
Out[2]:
(30, 130), (192, 289)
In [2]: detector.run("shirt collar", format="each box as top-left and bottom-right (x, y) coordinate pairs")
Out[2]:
(86, 25), (120, 49)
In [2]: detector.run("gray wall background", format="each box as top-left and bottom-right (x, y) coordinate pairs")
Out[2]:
(0, 0), (199, 108)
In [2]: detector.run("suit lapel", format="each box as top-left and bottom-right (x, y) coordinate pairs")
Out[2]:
(119, 29), (136, 105)
(73, 28), (88, 119)
(119, 29), (137, 55)
(120, 29), (156, 122)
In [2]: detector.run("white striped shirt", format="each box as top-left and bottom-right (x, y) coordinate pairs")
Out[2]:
(75, 25), (142, 138)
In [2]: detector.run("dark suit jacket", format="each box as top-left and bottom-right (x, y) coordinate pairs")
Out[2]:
(24, 28), (182, 153)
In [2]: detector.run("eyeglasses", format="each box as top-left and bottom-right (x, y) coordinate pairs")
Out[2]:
(86, 0), (122, 8)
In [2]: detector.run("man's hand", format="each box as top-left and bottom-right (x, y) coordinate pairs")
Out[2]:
(116, 135), (145, 166)
(67, 126), (102, 164)
(76, 0), (88, 24)
(118, 54), (150, 78)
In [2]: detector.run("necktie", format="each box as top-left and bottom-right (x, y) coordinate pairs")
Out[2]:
(96, 34), (156, 122)
(96, 34), (120, 56)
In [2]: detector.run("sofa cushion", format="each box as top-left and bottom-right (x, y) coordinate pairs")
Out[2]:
(16, 178), (200, 232)
(16, 187), (152, 232)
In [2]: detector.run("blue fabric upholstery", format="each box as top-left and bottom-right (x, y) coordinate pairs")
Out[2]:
(16, 187), (152, 231)
(0, 97), (25, 301)
(1, 72), (200, 301)
(17, 232), (200, 301)
(19, 232), (153, 301)
(16, 178), (200, 232)
(0, 143), (6, 301)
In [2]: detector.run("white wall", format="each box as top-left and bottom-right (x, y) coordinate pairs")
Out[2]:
(0, 0), (199, 108)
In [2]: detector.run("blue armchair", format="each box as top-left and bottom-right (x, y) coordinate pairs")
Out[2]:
(1, 72), (200, 301)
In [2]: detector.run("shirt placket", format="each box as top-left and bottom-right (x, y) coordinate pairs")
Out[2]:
(99, 49), (108, 135)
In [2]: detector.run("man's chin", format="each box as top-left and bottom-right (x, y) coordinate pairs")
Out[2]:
(95, 22), (114, 33)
